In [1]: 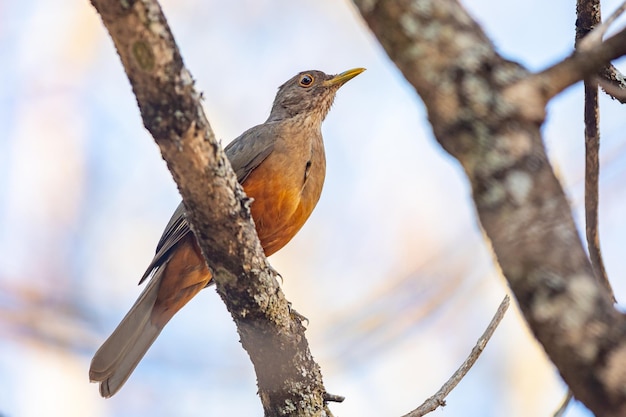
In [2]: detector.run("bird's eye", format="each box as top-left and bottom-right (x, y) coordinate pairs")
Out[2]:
(299, 74), (314, 87)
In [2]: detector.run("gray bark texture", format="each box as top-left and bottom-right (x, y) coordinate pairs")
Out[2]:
(89, 0), (330, 415)
(89, 0), (626, 415)
(352, 1), (626, 416)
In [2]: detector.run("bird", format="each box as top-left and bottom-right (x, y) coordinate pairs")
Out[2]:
(89, 68), (365, 397)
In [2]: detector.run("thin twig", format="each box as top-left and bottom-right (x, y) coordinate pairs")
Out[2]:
(597, 73), (626, 101)
(402, 295), (510, 417)
(599, 65), (626, 103)
(553, 390), (574, 417)
(582, 78), (615, 301)
(323, 392), (346, 403)
(576, 0), (616, 302)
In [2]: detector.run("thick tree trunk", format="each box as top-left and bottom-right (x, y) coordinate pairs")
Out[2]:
(353, 0), (626, 415)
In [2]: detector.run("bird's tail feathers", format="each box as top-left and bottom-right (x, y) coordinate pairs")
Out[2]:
(89, 272), (164, 397)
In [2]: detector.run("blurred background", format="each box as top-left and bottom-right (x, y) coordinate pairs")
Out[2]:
(2, 0), (626, 416)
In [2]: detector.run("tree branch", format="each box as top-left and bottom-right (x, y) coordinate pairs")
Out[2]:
(576, 0), (615, 302)
(577, 0), (626, 104)
(89, 0), (329, 415)
(553, 390), (574, 417)
(599, 65), (626, 103)
(502, 24), (626, 121)
(353, 1), (626, 416)
(403, 295), (510, 417)
(576, 0), (626, 52)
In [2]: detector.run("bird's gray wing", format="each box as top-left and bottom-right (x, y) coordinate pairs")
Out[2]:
(138, 201), (189, 284)
(138, 123), (276, 284)
(225, 123), (277, 183)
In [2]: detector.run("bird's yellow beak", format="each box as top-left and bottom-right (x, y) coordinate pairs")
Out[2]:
(325, 68), (366, 87)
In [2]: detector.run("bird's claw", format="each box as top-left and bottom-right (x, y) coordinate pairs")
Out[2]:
(287, 302), (309, 326)
(267, 263), (283, 284)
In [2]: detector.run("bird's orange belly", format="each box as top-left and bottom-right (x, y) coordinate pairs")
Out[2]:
(242, 166), (316, 256)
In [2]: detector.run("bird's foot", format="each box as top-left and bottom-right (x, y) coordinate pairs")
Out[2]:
(267, 262), (283, 284)
(288, 302), (309, 326)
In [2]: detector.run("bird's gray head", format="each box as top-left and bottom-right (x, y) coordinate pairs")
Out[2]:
(267, 68), (365, 123)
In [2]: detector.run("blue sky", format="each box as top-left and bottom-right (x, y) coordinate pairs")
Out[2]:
(2, 1), (626, 416)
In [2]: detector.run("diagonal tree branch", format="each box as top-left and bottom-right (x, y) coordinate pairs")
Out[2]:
(501, 24), (626, 119)
(403, 295), (510, 417)
(352, 1), (626, 416)
(89, 1), (330, 415)
(599, 65), (626, 103)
